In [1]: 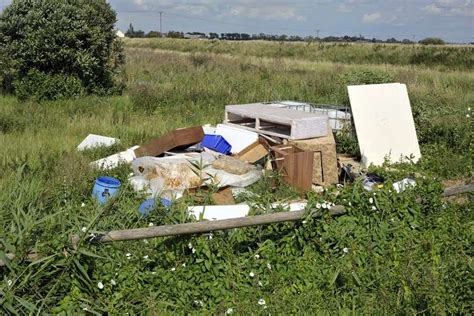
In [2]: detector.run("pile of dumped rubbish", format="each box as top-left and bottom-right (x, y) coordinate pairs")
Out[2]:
(80, 83), (422, 221)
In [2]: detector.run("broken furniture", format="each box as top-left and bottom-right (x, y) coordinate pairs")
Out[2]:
(134, 126), (204, 158)
(234, 140), (269, 163)
(289, 125), (338, 186)
(348, 83), (421, 167)
(271, 145), (314, 192)
(266, 100), (351, 131)
(224, 103), (328, 140)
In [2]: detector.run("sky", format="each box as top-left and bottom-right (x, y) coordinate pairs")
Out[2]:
(1, 0), (473, 42)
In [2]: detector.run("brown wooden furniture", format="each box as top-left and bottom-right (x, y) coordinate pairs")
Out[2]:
(271, 145), (314, 192)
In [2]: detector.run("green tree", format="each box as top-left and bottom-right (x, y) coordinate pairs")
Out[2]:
(419, 37), (445, 45)
(0, 0), (124, 100)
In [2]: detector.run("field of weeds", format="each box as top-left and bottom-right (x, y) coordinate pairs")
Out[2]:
(0, 39), (472, 314)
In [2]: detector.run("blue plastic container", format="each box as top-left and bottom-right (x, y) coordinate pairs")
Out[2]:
(201, 134), (232, 154)
(92, 176), (121, 205)
(138, 198), (172, 216)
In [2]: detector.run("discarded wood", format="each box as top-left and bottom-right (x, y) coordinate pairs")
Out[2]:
(71, 183), (474, 245)
(72, 206), (346, 245)
(441, 183), (473, 197)
(4, 183), (472, 266)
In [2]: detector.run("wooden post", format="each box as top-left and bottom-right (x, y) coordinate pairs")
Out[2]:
(73, 206), (346, 245)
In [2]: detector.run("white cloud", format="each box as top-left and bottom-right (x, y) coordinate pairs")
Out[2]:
(422, 4), (443, 14)
(422, 0), (474, 16)
(362, 12), (382, 23)
(229, 4), (305, 21)
(363, 11), (397, 24)
(337, 4), (351, 13)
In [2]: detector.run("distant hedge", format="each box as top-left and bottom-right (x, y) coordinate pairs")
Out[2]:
(0, 0), (124, 101)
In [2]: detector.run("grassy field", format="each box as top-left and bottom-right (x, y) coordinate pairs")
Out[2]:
(0, 39), (473, 314)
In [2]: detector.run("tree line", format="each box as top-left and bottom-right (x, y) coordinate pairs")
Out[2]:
(125, 24), (447, 45)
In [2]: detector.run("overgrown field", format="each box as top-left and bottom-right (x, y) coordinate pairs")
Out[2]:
(0, 39), (473, 314)
(126, 38), (474, 71)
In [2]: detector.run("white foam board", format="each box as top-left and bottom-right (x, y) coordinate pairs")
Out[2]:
(187, 202), (307, 221)
(215, 124), (258, 154)
(90, 146), (139, 170)
(77, 134), (119, 151)
(348, 83), (421, 167)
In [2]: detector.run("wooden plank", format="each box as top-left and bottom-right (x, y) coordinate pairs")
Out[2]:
(71, 206), (346, 245)
(272, 145), (314, 192)
(235, 141), (269, 163)
(134, 126), (204, 157)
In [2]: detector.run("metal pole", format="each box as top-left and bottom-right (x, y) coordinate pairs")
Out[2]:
(159, 11), (163, 37)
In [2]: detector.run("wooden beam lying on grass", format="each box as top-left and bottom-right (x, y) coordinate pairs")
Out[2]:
(71, 206), (346, 246)
(2, 183), (472, 266)
(72, 183), (474, 245)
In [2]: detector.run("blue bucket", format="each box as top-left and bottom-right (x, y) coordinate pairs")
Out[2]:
(92, 176), (121, 204)
(138, 198), (173, 216)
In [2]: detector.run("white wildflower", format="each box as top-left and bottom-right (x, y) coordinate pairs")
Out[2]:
(125, 253), (131, 259)
(316, 203), (321, 209)
(151, 271), (157, 275)
(369, 197), (374, 204)
(7, 279), (12, 287)
(192, 248), (196, 254)
(181, 263), (186, 267)
(148, 222), (154, 227)
(467, 114), (470, 118)
(343, 247), (349, 254)
(208, 233), (213, 240)
(371, 206), (377, 211)
(321, 202), (328, 209)
(468, 107), (471, 111)
(258, 298), (266, 305)
(254, 254), (260, 259)
(81, 227), (87, 233)
(226, 307), (234, 314)
(249, 271), (255, 277)
(143, 239), (149, 244)
(267, 263), (272, 270)
(194, 300), (203, 306)
(143, 255), (149, 259)
(302, 220), (307, 224)
(81, 202), (86, 207)
(188, 243), (193, 249)
(348, 202), (352, 206)
(110, 279), (116, 286)
(97, 281), (104, 289)
(258, 281), (263, 287)
(82, 307), (88, 311)
(171, 267), (176, 271)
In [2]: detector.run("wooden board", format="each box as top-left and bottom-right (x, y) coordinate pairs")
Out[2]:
(134, 126), (204, 157)
(289, 126), (338, 186)
(348, 83), (421, 167)
(225, 103), (328, 140)
(271, 145), (314, 192)
(234, 141), (269, 163)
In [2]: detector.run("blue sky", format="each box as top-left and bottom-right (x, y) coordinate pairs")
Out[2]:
(1, 0), (473, 42)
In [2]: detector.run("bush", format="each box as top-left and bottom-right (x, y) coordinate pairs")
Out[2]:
(419, 37), (445, 45)
(0, 0), (124, 100)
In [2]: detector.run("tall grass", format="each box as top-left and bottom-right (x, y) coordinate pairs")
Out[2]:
(0, 41), (472, 314)
(125, 38), (474, 71)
